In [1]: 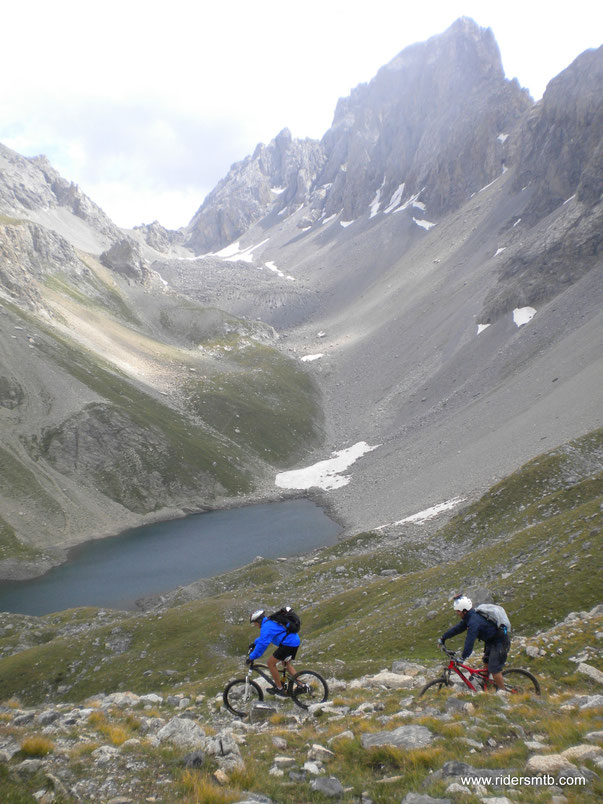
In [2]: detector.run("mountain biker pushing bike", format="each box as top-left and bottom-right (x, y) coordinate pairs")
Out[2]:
(439, 594), (510, 691)
(247, 609), (301, 698)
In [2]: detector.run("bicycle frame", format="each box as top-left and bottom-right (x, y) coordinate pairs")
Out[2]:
(246, 660), (292, 690)
(443, 656), (490, 692)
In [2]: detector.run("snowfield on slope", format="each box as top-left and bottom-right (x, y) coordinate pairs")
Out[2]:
(275, 442), (380, 490)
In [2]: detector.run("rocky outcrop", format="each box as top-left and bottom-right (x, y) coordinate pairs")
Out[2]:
(185, 128), (325, 254)
(133, 220), (185, 253)
(183, 18), (532, 255)
(99, 238), (151, 282)
(319, 17), (531, 220)
(481, 44), (603, 320)
(0, 144), (122, 244)
(513, 45), (603, 220)
(0, 218), (90, 307)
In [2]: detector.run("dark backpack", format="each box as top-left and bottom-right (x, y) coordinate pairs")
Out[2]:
(269, 606), (301, 640)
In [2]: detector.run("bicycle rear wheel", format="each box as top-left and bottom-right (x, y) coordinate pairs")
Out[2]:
(223, 678), (263, 717)
(418, 676), (452, 697)
(289, 670), (329, 709)
(502, 668), (540, 695)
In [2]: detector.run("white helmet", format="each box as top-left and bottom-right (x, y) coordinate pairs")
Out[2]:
(249, 609), (265, 623)
(452, 594), (472, 612)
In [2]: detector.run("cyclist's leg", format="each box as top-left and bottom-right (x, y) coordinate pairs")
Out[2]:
(267, 654), (283, 688)
(487, 636), (509, 690)
(283, 644), (299, 677)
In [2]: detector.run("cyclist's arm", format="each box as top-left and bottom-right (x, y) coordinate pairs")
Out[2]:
(441, 620), (467, 642)
(460, 619), (479, 660)
(248, 623), (273, 661)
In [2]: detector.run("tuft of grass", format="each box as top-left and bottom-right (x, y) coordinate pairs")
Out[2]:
(177, 770), (240, 804)
(20, 736), (54, 756)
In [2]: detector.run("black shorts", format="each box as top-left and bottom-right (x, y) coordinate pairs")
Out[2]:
(273, 645), (298, 661)
(483, 635), (510, 674)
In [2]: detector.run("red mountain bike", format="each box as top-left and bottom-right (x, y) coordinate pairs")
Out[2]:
(419, 646), (540, 696)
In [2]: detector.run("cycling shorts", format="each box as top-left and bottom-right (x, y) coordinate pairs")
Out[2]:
(273, 645), (298, 661)
(483, 635), (510, 674)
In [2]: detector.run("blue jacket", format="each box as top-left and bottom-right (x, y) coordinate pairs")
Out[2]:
(248, 616), (301, 661)
(442, 608), (501, 660)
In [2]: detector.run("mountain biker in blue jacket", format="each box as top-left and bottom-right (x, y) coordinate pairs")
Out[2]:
(247, 609), (301, 697)
(439, 595), (509, 690)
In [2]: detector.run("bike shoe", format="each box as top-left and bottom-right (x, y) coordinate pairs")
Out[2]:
(267, 687), (288, 697)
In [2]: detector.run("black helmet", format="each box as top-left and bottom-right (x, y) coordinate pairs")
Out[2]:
(249, 609), (265, 623)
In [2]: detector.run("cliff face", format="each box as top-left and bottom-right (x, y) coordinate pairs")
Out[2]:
(319, 17), (531, 220)
(481, 44), (603, 319)
(184, 128), (326, 254)
(184, 18), (532, 254)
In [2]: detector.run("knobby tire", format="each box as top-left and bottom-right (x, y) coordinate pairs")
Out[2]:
(289, 670), (329, 709)
(223, 678), (263, 717)
(418, 676), (452, 697)
(502, 667), (541, 695)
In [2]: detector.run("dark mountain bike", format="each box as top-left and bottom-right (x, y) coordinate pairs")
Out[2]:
(223, 659), (329, 717)
(419, 647), (540, 696)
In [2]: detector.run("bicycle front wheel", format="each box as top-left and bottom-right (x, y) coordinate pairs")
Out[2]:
(223, 678), (263, 717)
(289, 670), (329, 709)
(418, 676), (452, 697)
(502, 668), (541, 695)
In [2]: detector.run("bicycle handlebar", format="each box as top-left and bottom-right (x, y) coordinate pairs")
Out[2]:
(440, 645), (461, 661)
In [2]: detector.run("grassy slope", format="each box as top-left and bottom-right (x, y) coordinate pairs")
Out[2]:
(0, 430), (600, 705)
(0, 265), (323, 549)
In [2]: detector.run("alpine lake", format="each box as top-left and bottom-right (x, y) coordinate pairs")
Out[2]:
(0, 499), (341, 615)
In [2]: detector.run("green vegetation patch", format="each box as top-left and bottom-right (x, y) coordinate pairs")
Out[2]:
(189, 342), (324, 466)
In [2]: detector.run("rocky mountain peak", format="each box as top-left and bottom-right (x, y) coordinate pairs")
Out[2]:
(184, 129), (325, 254)
(320, 17), (530, 220)
(184, 18), (532, 253)
(513, 44), (603, 220)
(0, 144), (122, 246)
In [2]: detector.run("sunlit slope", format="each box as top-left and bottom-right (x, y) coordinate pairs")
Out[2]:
(0, 232), (323, 565)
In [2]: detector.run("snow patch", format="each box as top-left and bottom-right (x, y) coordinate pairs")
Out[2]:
(214, 241), (242, 258)
(301, 354), (324, 362)
(275, 442), (380, 491)
(271, 186), (286, 194)
(376, 497), (466, 529)
(369, 184), (383, 218)
(564, 195), (576, 205)
(497, 133), (509, 143)
(413, 218), (436, 230)
(512, 218), (522, 227)
(221, 238), (270, 263)
(478, 177), (499, 193)
(477, 323), (491, 335)
(384, 183), (406, 214)
(494, 247), (506, 257)
(513, 307), (536, 327)
(340, 219), (355, 228)
(322, 214), (338, 226)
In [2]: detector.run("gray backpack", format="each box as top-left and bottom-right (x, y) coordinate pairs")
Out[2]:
(475, 603), (512, 635)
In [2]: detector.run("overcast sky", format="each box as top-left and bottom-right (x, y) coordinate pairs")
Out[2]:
(1, 1), (600, 229)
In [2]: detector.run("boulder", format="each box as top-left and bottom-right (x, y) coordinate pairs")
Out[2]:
(561, 744), (603, 762)
(309, 776), (345, 797)
(157, 717), (205, 751)
(361, 724), (434, 750)
(525, 754), (576, 775)
(249, 702), (277, 724)
(578, 663), (603, 685)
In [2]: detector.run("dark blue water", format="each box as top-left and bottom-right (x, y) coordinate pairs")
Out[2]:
(0, 499), (341, 615)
